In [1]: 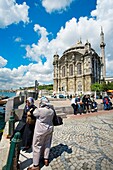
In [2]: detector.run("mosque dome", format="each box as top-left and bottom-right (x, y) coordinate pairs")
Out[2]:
(63, 40), (85, 55)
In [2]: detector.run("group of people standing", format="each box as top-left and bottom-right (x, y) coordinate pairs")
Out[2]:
(71, 94), (97, 115)
(11, 96), (56, 170)
(11, 94), (112, 169)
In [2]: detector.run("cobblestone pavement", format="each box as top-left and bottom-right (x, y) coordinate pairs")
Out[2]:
(19, 111), (113, 170)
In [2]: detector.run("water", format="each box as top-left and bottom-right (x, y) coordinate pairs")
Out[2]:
(0, 91), (16, 98)
(0, 91), (16, 140)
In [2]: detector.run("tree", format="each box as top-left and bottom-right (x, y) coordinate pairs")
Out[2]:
(38, 84), (53, 90)
(91, 82), (113, 92)
(107, 82), (113, 90)
(101, 82), (108, 91)
(91, 82), (102, 92)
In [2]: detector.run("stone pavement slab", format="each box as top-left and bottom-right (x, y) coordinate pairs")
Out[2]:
(19, 110), (113, 170)
(0, 122), (10, 169)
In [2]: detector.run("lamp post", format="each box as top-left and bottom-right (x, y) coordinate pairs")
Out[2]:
(35, 80), (39, 100)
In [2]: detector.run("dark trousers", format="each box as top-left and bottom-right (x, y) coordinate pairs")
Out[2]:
(71, 104), (77, 115)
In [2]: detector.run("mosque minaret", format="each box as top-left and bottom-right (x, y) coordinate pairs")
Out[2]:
(100, 27), (106, 80)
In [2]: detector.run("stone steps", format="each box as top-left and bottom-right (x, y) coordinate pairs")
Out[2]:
(56, 112), (67, 118)
(55, 107), (67, 118)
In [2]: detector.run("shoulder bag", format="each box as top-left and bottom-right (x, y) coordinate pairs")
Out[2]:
(53, 110), (63, 126)
(26, 107), (36, 125)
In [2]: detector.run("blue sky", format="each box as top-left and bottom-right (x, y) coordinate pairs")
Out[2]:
(0, 0), (113, 90)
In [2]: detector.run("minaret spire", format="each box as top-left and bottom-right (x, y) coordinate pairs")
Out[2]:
(100, 26), (106, 80)
(100, 26), (105, 44)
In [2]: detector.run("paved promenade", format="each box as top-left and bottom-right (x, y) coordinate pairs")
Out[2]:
(19, 110), (113, 170)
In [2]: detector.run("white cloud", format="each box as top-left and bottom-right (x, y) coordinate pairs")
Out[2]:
(0, 0), (29, 28)
(0, 56), (7, 67)
(25, 24), (50, 62)
(106, 58), (113, 76)
(0, 63), (53, 89)
(14, 37), (22, 42)
(42, 0), (74, 13)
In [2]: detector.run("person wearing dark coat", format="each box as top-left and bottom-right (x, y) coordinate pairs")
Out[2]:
(10, 97), (37, 151)
(85, 95), (92, 113)
(82, 95), (92, 113)
(82, 95), (87, 113)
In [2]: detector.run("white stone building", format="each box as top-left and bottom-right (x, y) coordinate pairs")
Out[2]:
(53, 28), (106, 95)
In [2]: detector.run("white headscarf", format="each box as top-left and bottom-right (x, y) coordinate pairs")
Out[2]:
(40, 96), (50, 107)
(26, 97), (34, 106)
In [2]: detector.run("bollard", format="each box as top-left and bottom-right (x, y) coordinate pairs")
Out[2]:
(7, 109), (15, 139)
(2, 132), (22, 170)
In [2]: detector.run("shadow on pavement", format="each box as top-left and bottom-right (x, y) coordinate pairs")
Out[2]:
(20, 157), (33, 170)
(50, 143), (72, 161)
(20, 143), (72, 169)
(39, 143), (72, 169)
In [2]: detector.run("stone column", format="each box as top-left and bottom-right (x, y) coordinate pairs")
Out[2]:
(58, 63), (60, 93)
(65, 57), (68, 93)
(72, 55), (76, 93)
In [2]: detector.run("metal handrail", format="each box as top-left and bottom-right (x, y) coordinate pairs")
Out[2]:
(2, 132), (22, 170)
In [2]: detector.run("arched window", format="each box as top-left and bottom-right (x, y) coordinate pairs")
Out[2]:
(62, 66), (65, 77)
(78, 82), (82, 92)
(77, 63), (82, 75)
(69, 64), (73, 76)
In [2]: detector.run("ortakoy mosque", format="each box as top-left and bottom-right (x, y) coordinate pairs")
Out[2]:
(53, 28), (110, 95)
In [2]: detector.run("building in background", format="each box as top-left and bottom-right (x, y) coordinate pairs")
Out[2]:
(53, 28), (106, 95)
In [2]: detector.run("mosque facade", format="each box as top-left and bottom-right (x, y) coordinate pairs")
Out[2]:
(53, 28), (106, 95)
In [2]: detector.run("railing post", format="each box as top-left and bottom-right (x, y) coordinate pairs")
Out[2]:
(2, 132), (22, 170)
(7, 109), (15, 139)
